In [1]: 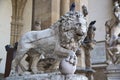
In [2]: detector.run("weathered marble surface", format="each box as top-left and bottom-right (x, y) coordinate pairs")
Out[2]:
(6, 73), (88, 80)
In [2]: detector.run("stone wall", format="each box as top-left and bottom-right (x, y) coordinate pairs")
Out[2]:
(0, 0), (12, 73)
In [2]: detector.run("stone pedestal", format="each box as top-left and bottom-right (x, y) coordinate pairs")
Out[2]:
(106, 64), (120, 80)
(6, 73), (88, 80)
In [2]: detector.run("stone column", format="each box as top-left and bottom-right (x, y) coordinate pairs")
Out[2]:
(60, 0), (70, 16)
(10, 16), (16, 45)
(10, 0), (17, 45)
(51, 0), (60, 25)
(10, 0), (27, 45)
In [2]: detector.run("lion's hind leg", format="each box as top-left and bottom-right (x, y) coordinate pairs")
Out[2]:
(9, 49), (28, 76)
(10, 44), (33, 76)
(30, 54), (41, 74)
(28, 49), (44, 74)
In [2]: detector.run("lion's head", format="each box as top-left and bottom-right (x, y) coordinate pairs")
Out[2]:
(56, 11), (88, 50)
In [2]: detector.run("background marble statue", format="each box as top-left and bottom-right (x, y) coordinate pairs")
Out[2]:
(105, 1), (120, 64)
(84, 21), (96, 69)
(82, 5), (88, 17)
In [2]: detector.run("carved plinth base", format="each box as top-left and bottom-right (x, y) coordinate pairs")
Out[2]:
(76, 67), (95, 80)
(105, 64), (120, 80)
(6, 73), (88, 80)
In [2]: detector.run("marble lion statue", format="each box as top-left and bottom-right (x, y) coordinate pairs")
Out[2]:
(10, 11), (88, 76)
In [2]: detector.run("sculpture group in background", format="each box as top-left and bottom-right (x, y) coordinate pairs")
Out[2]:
(105, 1), (120, 64)
(82, 5), (88, 17)
(9, 10), (88, 76)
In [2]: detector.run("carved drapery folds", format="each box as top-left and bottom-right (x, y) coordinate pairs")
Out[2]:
(10, 0), (27, 45)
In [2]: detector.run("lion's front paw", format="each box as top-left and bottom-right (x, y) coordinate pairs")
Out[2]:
(31, 68), (44, 74)
(31, 68), (39, 74)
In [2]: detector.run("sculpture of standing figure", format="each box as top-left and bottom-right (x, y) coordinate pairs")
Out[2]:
(82, 5), (88, 17)
(83, 21), (96, 69)
(105, 1), (120, 64)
